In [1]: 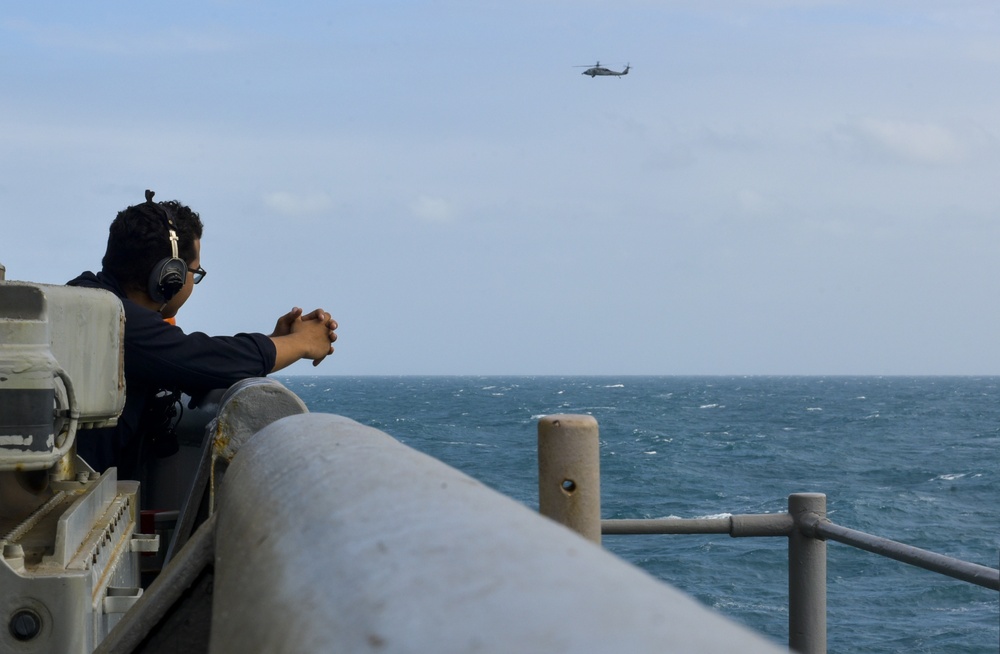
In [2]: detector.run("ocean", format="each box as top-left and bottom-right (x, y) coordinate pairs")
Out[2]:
(276, 375), (1000, 653)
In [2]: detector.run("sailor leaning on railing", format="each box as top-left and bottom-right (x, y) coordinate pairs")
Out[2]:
(66, 189), (339, 479)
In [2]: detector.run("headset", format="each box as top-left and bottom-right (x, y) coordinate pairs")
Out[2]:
(144, 189), (188, 305)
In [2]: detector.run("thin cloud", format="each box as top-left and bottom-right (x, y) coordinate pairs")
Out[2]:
(832, 117), (965, 165)
(410, 196), (457, 224)
(263, 191), (333, 216)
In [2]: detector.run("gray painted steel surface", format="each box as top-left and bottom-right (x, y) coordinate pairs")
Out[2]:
(210, 412), (786, 654)
(210, 377), (309, 466)
(1, 280), (143, 653)
(95, 514), (217, 654)
(0, 281), (125, 469)
(0, 470), (151, 653)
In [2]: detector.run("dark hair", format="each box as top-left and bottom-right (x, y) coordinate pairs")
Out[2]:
(102, 196), (204, 293)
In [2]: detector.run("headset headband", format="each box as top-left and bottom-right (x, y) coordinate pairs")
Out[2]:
(146, 189), (179, 260)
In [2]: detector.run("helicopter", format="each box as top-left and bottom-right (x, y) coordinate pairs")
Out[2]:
(576, 61), (630, 78)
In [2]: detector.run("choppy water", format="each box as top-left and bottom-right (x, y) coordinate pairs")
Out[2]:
(278, 375), (1000, 653)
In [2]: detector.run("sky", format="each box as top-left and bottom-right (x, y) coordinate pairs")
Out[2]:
(3, 1), (1000, 375)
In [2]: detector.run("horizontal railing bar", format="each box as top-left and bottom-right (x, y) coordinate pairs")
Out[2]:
(603, 512), (998, 592)
(813, 519), (1000, 591)
(733, 513), (795, 537)
(603, 513), (793, 538)
(603, 518), (731, 535)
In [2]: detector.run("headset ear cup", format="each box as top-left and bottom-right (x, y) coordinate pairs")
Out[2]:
(148, 257), (187, 304)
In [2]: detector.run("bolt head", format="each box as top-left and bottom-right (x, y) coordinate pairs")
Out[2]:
(9, 608), (42, 641)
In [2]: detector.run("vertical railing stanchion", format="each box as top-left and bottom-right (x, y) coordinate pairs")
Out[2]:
(538, 414), (601, 544)
(788, 493), (827, 654)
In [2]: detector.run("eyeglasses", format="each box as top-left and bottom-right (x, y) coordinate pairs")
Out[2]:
(188, 267), (207, 284)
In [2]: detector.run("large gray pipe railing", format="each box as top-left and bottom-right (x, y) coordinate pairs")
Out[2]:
(208, 412), (787, 654)
(537, 414), (1000, 654)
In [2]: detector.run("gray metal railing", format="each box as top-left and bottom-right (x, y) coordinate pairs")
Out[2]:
(601, 509), (1000, 591)
(537, 414), (1000, 654)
